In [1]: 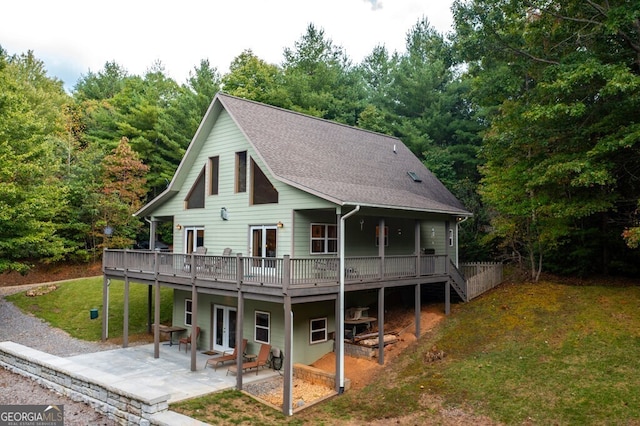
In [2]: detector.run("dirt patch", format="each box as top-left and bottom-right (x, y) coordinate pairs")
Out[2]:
(0, 261), (102, 287)
(311, 305), (445, 389)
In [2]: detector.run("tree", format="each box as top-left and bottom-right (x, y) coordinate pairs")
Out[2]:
(453, 0), (640, 277)
(282, 24), (365, 125)
(0, 48), (72, 272)
(97, 137), (149, 249)
(222, 50), (290, 107)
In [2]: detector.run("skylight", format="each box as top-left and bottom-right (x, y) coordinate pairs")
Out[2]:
(407, 171), (422, 182)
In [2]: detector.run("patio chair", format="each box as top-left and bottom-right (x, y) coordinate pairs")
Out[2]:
(178, 326), (200, 352)
(205, 338), (247, 370)
(227, 343), (271, 376)
(183, 246), (208, 272)
(211, 247), (232, 274)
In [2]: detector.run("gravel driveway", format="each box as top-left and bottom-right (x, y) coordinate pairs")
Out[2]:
(0, 284), (119, 425)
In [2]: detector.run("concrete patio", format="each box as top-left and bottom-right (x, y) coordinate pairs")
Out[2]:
(66, 342), (280, 403)
(0, 340), (280, 424)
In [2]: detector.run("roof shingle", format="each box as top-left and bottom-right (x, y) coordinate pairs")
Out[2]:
(218, 93), (469, 215)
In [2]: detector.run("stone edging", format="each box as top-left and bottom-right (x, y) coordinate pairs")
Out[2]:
(0, 341), (170, 425)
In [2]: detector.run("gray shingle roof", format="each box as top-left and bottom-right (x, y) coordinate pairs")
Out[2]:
(218, 93), (469, 215)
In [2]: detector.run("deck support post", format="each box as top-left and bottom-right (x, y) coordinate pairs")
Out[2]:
(377, 287), (385, 365)
(101, 275), (109, 341)
(236, 255), (244, 391)
(334, 296), (342, 393)
(190, 284), (198, 372)
(153, 281), (161, 358)
(445, 280), (451, 315)
(283, 295), (293, 416)
(415, 284), (421, 338)
(123, 277), (129, 348)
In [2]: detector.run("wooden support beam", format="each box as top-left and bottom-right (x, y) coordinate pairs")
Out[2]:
(377, 287), (385, 365)
(101, 276), (109, 341)
(123, 277), (129, 348)
(335, 296), (343, 393)
(415, 284), (421, 338)
(283, 296), (293, 416)
(236, 288), (244, 390)
(190, 284), (198, 372)
(154, 281), (160, 358)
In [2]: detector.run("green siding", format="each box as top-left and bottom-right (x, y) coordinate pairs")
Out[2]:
(153, 111), (335, 256)
(172, 290), (334, 365)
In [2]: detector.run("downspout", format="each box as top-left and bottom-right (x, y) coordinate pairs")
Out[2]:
(339, 205), (360, 394)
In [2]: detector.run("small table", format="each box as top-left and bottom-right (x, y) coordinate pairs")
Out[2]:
(344, 317), (376, 341)
(244, 353), (257, 362)
(154, 324), (186, 346)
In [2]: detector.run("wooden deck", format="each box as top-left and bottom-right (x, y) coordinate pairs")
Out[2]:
(102, 250), (456, 298)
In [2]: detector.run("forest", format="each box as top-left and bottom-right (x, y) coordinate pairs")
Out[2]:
(1, 0), (638, 280)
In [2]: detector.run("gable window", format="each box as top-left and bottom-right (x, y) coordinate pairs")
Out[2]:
(235, 151), (247, 193)
(208, 156), (219, 195)
(254, 310), (270, 344)
(311, 224), (337, 254)
(375, 226), (389, 247)
(310, 317), (328, 344)
(251, 158), (278, 204)
(185, 299), (193, 326)
(185, 167), (205, 209)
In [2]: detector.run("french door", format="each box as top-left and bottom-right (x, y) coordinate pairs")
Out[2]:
(212, 305), (237, 353)
(250, 225), (277, 269)
(184, 227), (204, 253)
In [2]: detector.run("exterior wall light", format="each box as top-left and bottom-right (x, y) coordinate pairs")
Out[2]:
(277, 221), (284, 228)
(176, 224), (182, 230)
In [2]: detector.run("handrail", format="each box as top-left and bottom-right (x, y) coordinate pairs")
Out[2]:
(102, 250), (450, 287)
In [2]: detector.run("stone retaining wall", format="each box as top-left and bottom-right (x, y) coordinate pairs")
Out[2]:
(293, 363), (351, 391)
(0, 342), (170, 425)
(344, 342), (376, 360)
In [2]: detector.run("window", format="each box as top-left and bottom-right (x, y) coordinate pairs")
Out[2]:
(310, 317), (328, 344)
(185, 167), (205, 209)
(208, 156), (219, 195)
(235, 151), (247, 193)
(449, 228), (454, 247)
(311, 224), (337, 254)
(407, 171), (422, 182)
(185, 299), (193, 326)
(254, 310), (270, 344)
(375, 226), (388, 247)
(251, 158), (278, 204)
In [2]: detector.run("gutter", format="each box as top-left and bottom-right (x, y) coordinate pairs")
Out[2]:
(338, 205), (360, 393)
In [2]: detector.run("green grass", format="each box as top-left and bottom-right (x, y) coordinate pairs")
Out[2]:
(9, 276), (640, 424)
(6, 278), (173, 341)
(174, 278), (640, 425)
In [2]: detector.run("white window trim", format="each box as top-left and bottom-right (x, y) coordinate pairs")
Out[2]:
(449, 228), (454, 247)
(310, 223), (337, 254)
(310, 317), (328, 344)
(184, 299), (193, 326)
(254, 310), (270, 344)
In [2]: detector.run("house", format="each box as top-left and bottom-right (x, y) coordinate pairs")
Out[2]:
(102, 92), (471, 414)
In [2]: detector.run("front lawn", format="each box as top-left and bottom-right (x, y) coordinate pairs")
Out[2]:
(6, 278), (173, 342)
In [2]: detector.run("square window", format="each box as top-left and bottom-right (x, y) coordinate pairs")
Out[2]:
(310, 318), (328, 344)
(255, 310), (270, 344)
(185, 299), (193, 326)
(310, 224), (338, 254)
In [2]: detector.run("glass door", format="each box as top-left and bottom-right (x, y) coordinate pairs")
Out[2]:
(250, 225), (277, 269)
(212, 305), (237, 353)
(184, 227), (205, 253)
